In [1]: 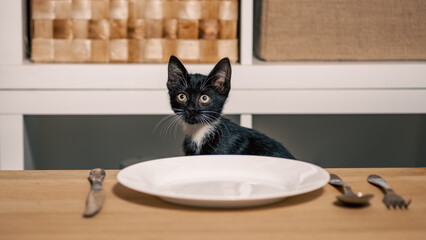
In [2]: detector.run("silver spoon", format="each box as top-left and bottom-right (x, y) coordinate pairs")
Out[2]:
(329, 173), (373, 206)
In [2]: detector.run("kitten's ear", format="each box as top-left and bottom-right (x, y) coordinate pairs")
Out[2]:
(167, 55), (188, 90)
(206, 57), (231, 95)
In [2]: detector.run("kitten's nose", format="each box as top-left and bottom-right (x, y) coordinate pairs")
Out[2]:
(186, 109), (197, 115)
(186, 105), (196, 113)
(185, 108), (199, 124)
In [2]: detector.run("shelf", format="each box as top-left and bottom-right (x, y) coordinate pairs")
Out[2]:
(1, 60), (426, 90)
(2, 60), (426, 116)
(2, 89), (426, 115)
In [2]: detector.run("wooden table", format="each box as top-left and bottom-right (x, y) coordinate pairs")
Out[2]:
(0, 168), (425, 240)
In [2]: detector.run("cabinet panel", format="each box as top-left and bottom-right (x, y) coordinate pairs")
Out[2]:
(25, 115), (240, 169)
(253, 114), (426, 167)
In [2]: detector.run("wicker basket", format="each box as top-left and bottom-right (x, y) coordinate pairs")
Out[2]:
(254, 0), (426, 61)
(31, 0), (239, 63)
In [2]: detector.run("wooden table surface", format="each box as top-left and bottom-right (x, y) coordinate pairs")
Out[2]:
(0, 168), (425, 240)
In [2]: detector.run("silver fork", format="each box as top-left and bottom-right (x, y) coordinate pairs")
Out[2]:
(367, 175), (412, 209)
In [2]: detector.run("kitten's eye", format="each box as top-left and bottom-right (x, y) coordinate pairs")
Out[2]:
(200, 95), (210, 103)
(177, 93), (187, 102)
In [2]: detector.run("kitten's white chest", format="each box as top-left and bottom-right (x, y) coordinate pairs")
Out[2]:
(182, 122), (217, 153)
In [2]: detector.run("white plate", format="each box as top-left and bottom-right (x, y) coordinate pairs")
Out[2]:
(117, 155), (330, 208)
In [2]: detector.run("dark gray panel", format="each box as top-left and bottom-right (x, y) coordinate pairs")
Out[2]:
(253, 115), (426, 168)
(25, 115), (240, 170)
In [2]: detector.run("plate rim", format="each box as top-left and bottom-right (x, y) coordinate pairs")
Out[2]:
(117, 155), (330, 202)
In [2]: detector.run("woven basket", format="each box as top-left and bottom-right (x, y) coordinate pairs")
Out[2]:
(31, 0), (239, 63)
(254, 0), (426, 61)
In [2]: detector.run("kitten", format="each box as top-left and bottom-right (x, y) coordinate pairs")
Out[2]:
(167, 56), (295, 159)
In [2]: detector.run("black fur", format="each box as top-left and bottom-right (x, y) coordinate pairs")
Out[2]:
(167, 55), (295, 159)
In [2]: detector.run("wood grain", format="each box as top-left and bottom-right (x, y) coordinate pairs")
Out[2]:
(72, 19), (89, 39)
(88, 19), (110, 40)
(127, 19), (145, 39)
(0, 168), (425, 240)
(32, 20), (53, 39)
(217, 39), (238, 62)
(31, 39), (54, 62)
(53, 19), (73, 39)
(144, 38), (163, 62)
(109, 19), (128, 39)
(178, 19), (199, 39)
(163, 19), (178, 39)
(90, 0), (109, 20)
(219, 20), (237, 39)
(72, 39), (91, 62)
(145, 19), (163, 38)
(54, 0), (72, 19)
(32, 0), (55, 19)
(90, 39), (109, 62)
(54, 39), (73, 62)
(30, 0), (238, 63)
(199, 19), (219, 39)
(200, 39), (218, 62)
(109, 39), (128, 62)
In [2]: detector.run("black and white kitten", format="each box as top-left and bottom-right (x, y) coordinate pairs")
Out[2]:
(167, 56), (295, 159)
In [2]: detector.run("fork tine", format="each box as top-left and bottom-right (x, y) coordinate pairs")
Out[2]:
(383, 199), (390, 209)
(395, 198), (402, 209)
(404, 199), (412, 209)
(395, 194), (409, 209)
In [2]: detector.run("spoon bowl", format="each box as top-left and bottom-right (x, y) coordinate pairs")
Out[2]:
(329, 173), (373, 206)
(337, 192), (374, 205)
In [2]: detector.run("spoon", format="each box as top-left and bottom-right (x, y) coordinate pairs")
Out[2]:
(329, 173), (373, 206)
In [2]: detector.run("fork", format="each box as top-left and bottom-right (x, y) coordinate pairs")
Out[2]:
(367, 174), (412, 209)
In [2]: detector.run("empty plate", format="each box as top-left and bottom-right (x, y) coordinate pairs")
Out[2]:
(117, 155), (329, 208)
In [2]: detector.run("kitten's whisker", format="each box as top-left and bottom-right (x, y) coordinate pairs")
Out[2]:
(164, 116), (178, 139)
(199, 115), (216, 143)
(171, 115), (183, 139)
(159, 114), (182, 140)
(215, 117), (230, 137)
(159, 118), (172, 140)
(222, 120), (231, 136)
(199, 115), (211, 126)
(202, 115), (215, 125)
(200, 110), (220, 115)
(154, 115), (175, 132)
(200, 114), (224, 141)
